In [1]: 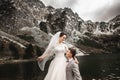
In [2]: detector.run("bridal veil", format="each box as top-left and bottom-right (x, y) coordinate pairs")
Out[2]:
(38, 31), (61, 71)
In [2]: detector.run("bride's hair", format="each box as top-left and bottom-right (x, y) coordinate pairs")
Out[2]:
(59, 32), (67, 37)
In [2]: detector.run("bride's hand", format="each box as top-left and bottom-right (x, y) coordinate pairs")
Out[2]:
(37, 56), (44, 62)
(74, 57), (79, 64)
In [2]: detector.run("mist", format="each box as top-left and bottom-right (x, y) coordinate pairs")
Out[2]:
(41, 0), (120, 22)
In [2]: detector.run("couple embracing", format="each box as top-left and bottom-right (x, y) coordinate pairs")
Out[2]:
(37, 31), (82, 80)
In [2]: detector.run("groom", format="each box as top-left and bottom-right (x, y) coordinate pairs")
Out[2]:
(66, 48), (82, 80)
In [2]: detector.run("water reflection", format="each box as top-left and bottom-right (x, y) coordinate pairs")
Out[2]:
(77, 54), (120, 80)
(0, 61), (46, 80)
(0, 54), (120, 80)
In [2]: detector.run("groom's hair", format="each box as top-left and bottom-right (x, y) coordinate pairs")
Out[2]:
(69, 48), (76, 59)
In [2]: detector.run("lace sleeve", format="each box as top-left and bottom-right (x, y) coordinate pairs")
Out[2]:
(64, 44), (68, 52)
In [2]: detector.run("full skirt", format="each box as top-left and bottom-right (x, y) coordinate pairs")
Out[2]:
(44, 57), (67, 80)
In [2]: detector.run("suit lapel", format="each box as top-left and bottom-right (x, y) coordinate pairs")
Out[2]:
(66, 59), (74, 69)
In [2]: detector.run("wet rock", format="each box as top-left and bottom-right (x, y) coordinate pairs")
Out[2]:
(0, 30), (43, 60)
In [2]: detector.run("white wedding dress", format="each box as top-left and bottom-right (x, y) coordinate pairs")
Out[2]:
(44, 43), (67, 80)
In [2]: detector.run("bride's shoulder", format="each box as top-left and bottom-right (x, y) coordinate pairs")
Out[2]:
(62, 43), (68, 47)
(62, 43), (66, 46)
(62, 43), (68, 50)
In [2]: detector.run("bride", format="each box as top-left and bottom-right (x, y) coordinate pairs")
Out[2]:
(37, 31), (68, 80)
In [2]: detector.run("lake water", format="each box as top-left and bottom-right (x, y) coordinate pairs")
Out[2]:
(0, 53), (120, 80)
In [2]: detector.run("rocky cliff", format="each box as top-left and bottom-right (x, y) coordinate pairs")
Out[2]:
(0, 0), (120, 62)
